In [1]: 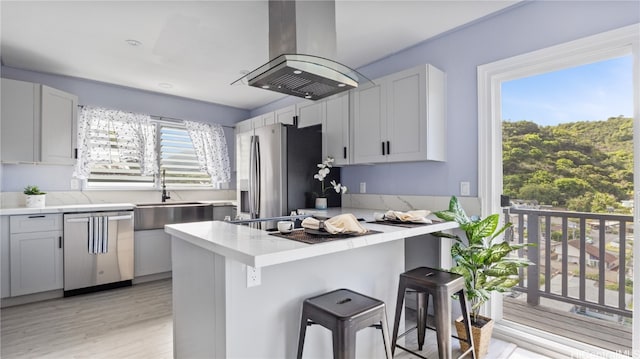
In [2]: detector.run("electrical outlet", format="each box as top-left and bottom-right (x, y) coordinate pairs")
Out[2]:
(70, 179), (80, 190)
(359, 182), (366, 193)
(460, 181), (470, 196)
(246, 265), (261, 287)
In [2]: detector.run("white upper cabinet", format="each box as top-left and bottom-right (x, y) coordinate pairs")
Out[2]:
(1, 79), (39, 163)
(41, 85), (78, 165)
(323, 92), (350, 166)
(1, 78), (78, 165)
(275, 105), (296, 126)
(352, 82), (386, 163)
(296, 101), (323, 128)
(352, 64), (445, 164)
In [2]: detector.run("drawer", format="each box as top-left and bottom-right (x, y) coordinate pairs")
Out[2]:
(10, 213), (62, 233)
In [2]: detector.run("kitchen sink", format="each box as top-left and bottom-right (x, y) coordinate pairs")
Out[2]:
(134, 202), (213, 230)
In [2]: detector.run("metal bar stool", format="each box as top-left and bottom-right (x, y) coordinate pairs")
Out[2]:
(296, 288), (393, 359)
(391, 267), (475, 359)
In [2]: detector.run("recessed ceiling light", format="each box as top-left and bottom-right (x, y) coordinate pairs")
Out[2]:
(293, 70), (302, 75)
(305, 94), (312, 99)
(337, 83), (346, 87)
(158, 82), (173, 89)
(125, 39), (142, 47)
(261, 85), (270, 89)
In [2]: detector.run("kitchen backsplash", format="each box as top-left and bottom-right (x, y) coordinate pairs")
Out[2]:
(341, 194), (481, 217)
(0, 190), (236, 208)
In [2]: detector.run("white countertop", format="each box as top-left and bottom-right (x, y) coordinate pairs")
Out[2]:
(0, 203), (137, 215)
(0, 199), (236, 216)
(165, 207), (458, 268)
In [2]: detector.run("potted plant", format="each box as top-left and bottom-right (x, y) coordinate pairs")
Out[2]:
(313, 156), (346, 209)
(24, 185), (46, 208)
(432, 196), (533, 358)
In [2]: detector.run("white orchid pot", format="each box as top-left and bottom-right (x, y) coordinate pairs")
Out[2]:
(315, 197), (327, 210)
(25, 194), (46, 208)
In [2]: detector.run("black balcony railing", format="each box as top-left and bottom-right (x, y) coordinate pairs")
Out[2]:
(505, 207), (632, 319)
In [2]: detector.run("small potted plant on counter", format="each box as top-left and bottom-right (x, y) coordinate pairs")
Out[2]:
(24, 185), (47, 208)
(313, 156), (347, 209)
(432, 196), (533, 358)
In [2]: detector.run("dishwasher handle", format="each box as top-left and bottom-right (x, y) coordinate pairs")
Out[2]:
(66, 217), (90, 223)
(108, 214), (133, 221)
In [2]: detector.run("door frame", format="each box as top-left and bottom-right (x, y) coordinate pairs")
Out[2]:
(477, 23), (639, 356)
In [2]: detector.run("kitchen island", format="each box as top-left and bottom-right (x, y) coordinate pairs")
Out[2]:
(165, 208), (457, 358)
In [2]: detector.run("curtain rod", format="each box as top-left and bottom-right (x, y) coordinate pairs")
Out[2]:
(78, 105), (236, 129)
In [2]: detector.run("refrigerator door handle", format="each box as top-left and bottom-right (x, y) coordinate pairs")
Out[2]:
(254, 137), (261, 218)
(249, 135), (256, 218)
(249, 135), (261, 219)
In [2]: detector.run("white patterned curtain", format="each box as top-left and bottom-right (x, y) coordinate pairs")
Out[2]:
(184, 120), (231, 185)
(73, 106), (157, 179)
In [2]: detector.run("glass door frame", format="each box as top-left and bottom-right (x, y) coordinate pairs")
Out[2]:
(477, 23), (639, 357)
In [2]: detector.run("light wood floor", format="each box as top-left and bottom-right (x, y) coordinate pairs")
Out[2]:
(1, 279), (545, 359)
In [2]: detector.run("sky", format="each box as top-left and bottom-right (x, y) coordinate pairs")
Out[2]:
(501, 55), (633, 126)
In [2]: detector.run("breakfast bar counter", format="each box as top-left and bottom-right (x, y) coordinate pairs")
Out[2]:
(165, 208), (457, 358)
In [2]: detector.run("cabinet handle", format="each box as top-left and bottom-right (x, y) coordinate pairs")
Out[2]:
(59, 236), (62, 249)
(381, 142), (386, 155)
(343, 146), (347, 159)
(74, 148), (78, 159)
(387, 141), (390, 155)
(28, 215), (46, 218)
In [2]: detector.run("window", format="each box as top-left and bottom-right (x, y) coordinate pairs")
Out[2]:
(76, 106), (230, 190)
(159, 122), (212, 187)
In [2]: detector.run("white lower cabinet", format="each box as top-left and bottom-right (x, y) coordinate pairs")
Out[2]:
(1, 217), (10, 298)
(134, 229), (172, 277)
(9, 214), (63, 296)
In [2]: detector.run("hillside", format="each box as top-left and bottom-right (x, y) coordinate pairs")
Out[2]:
(502, 117), (633, 213)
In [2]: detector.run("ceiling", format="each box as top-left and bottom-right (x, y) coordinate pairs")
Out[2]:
(1, 1), (519, 110)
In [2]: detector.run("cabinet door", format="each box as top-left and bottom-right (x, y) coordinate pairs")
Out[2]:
(134, 229), (172, 277)
(385, 69), (426, 162)
(323, 92), (350, 165)
(1, 78), (39, 162)
(10, 230), (63, 296)
(1, 217), (10, 298)
(296, 101), (323, 128)
(40, 86), (78, 165)
(352, 83), (386, 164)
(262, 112), (276, 126)
(275, 105), (296, 126)
(235, 119), (253, 133)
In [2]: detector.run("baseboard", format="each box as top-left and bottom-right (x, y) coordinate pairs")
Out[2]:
(133, 271), (172, 284)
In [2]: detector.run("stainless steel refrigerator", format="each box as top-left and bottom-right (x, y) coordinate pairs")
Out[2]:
(236, 123), (339, 229)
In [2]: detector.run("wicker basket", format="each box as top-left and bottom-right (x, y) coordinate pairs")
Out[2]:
(454, 315), (494, 359)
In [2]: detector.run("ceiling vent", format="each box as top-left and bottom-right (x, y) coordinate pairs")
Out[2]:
(233, 0), (369, 101)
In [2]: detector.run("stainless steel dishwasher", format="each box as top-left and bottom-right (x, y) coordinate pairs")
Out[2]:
(63, 211), (134, 295)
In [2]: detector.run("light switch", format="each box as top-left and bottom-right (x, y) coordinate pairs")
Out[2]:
(359, 182), (366, 193)
(460, 181), (470, 196)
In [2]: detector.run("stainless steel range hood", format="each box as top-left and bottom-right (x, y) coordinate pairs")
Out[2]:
(233, 0), (369, 100)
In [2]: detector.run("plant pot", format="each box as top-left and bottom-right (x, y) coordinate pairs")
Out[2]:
(454, 315), (494, 359)
(315, 197), (327, 209)
(25, 194), (46, 208)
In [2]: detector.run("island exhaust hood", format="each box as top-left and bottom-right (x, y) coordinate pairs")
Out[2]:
(233, 0), (369, 100)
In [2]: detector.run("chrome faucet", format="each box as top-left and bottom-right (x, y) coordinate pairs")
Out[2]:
(161, 169), (171, 202)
